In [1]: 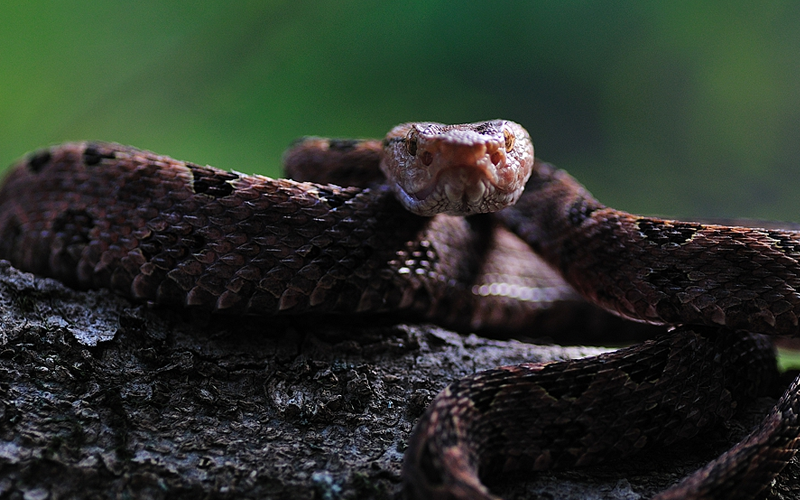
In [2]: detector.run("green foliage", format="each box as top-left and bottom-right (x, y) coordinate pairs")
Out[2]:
(778, 348), (800, 372)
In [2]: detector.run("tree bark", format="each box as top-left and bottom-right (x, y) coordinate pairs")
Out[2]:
(0, 261), (796, 499)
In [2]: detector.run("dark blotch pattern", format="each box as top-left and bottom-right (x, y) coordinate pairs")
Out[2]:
(327, 139), (361, 152)
(768, 230), (800, 254)
(50, 208), (96, 286)
(316, 187), (348, 209)
(647, 267), (689, 295)
(51, 208), (95, 242)
(187, 163), (238, 197)
(83, 144), (116, 166)
(26, 150), (52, 173)
(567, 197), (598, 227)
(472, 121), (500, 135)
(624, 346), (669, 385)
(538, 363), (594, 400)
(0, 216), (22, 266)
(638, 219), (700, 246)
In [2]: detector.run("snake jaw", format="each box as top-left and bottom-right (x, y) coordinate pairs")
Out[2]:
(381, 120), (534, 216)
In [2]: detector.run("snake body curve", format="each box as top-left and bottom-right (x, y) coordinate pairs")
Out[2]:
(1, 122), (799, 499)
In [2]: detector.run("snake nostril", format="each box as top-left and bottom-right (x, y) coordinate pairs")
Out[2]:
(421, 151), (433, 166)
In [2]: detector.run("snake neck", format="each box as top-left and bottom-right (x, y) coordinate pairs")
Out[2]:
(498, 160), (606, 274)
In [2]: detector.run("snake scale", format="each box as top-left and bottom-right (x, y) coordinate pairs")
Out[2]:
(2, 121), (799, 499)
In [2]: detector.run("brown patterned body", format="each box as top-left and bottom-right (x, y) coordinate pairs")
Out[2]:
(0, 143), (466, 318)
(405, 159), (800, 499)
(0, 141), (570, 331)
(500, 163), (800, 336)
(2, 127), (799, 500)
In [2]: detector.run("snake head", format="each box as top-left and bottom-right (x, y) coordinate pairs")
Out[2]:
(380, 120), (533, 216)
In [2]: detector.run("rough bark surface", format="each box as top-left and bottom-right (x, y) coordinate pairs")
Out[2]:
(0, 261), (796, 500)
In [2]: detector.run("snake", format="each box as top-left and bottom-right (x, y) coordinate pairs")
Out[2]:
(1, 121), (799, 499)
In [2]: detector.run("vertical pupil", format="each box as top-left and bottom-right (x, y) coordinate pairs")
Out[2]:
(407, 138), (418, 156)
(503, 129), (515, 151)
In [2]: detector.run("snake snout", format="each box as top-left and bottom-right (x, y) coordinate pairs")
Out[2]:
(380, 120), (533, 216)
(435, 141), (502, 186)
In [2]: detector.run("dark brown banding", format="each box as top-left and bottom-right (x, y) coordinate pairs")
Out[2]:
(637, 219), (701, 246)
(186, 163), (238, 197)
(327, 139), (360, 151)
(566, 196), (598, 227)
(83, 144), (116, 166)
(26, 149), (52, 172)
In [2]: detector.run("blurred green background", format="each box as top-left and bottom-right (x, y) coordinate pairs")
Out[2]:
(2, 1), (800, 220)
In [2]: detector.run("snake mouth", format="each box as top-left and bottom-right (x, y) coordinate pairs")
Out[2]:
(409, 163), (498, 213)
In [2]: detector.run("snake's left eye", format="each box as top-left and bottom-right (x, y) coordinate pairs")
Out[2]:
(503, 128), (515, 151)
(406, 130), (418, 157)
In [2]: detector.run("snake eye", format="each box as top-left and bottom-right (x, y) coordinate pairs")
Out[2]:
(503, 128), (515, 151)
(406, 130), (418, 157)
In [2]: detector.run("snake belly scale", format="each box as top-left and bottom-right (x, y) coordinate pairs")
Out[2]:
(1, 120), (799, 499)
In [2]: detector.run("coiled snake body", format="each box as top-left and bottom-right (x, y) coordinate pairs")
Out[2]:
(1, 121), (799, 499)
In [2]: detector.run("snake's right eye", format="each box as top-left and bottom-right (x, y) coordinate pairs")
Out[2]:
(503, 128), (516, 152)
(406, 131), (418, 157)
